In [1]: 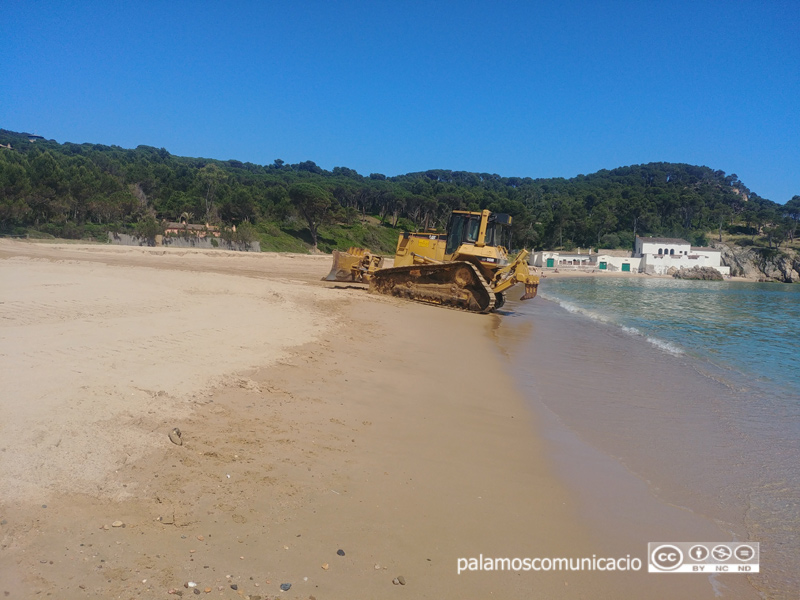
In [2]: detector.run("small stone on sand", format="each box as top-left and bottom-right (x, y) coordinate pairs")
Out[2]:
(169, 428), (183, 446)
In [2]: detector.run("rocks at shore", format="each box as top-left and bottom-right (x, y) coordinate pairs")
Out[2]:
(715, 242), (800, 283)
(673, 266), (723, 281)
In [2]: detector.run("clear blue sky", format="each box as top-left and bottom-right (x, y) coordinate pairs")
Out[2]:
(3, 1), (798, 203)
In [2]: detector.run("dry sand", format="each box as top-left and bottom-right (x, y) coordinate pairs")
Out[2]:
(0, 240), (748, 598)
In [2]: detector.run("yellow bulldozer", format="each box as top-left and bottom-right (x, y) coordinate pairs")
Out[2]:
(325, 209), (539, 313)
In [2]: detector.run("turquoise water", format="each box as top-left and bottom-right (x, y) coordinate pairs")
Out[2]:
(499, 277), (800, 598)
(539, 277), (800, 399)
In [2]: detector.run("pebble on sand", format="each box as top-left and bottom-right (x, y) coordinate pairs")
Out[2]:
(280, 583), (292, 591)
(336, 549), (345, 556)
(111, 520), (124, 527)
(169, 427), (183, 445)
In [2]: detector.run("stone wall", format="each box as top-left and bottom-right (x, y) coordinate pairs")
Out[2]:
(107, 232), (260, 252)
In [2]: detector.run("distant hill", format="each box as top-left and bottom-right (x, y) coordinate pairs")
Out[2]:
(1, 128), (797, 251)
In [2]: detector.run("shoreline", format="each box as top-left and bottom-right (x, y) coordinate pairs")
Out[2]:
(493, 295), (764, 598)
(0, 241), (756, 598)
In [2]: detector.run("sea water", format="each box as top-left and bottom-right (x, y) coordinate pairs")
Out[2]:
(496, 277), (799, 598)
(540, 277), (800, 396)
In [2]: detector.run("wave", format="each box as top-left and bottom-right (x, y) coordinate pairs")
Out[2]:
(620, 325), (684, 355)
(545, 296), (614, 324)
(543, 293), (684, 356)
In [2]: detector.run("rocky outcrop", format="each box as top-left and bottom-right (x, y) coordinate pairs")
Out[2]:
(673, 266), (723, 281)
(713, 242), (800, 283)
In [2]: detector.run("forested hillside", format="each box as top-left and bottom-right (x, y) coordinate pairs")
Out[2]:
(1, 129), (798, 253)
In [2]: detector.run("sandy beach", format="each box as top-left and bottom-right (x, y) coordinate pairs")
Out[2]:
(0, 241), (757, 599)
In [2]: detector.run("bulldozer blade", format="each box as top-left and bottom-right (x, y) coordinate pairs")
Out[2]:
(520, 283), (538, 301)
(325, 250), (362, 282)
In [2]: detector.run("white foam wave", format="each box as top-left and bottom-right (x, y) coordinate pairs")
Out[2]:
(644, 336), (684, 355)
(545, 294), (685, 356)
(621, 324), (684, 355)
(542, 294), (613, 324)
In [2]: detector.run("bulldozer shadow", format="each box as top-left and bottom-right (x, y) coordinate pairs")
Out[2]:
(324, 283), (369, 291)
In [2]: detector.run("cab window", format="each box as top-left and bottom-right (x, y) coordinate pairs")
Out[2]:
(465, 218), (480, 243)
(485, 222), (511, 248)
(446, 214), (466, 254)
(447, 214), (483, 253)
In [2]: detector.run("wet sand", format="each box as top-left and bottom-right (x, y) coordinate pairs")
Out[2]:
(0, 240), (751, 598)
(493, 297), (764, 598)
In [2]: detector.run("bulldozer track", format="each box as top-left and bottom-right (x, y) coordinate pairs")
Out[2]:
(369, 261), (497, 313)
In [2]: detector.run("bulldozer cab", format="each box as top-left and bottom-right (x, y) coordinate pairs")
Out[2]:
(484, 213), (513, 249)
(445, 210), (512, 256)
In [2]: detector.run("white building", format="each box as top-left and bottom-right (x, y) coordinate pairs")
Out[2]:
(592, 249), (638, 273)
(532, 237), (730, 276)
(532, 248), (639, 272)
(635, 237), (729, 276)
(635, 236), (690, 258)
(531, 249), (593, 269)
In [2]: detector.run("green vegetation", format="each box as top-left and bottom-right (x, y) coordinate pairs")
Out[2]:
(1, 128), (797, 253)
